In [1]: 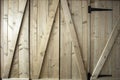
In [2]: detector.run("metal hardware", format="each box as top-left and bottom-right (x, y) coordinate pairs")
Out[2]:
(98, 74), (112, 78)
(87, 73), (91, 80)
(88, 6), (112, 13)
(87, 73), (112, 80)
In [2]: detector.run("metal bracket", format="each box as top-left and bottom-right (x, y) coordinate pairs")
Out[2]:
(87, 73), (91, 80)
(87, 73), (112, 80)
(88, 6), (112, 13)
(98, 74), (112, 78)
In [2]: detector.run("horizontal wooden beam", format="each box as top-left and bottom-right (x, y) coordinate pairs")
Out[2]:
(2, 78), (29, 80)
(2, 78), (59, 80)
(91, 16), (120, 80)
(2, 79), (59, 80)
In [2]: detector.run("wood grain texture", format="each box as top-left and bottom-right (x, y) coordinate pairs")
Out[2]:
(37, 0), (58, 78)
(30, 0), (59, 79)
(0, 0), (120, 80)
(1, 0), (8, 77)
(111, 1), (120, 79)
(19, 2), (29, 78)
(60, 0), (88, 79)
(90, 1), (120, 80)
(68, 0), (83, 79)
(91, 1), (112, 73)
(3, 0), (27, 78)
(61, 0), (87, 80)
(60, 5), (72, 79)
(9, 0), (19, 77)
(30, 0), (38, 78)
(0, 0), (5, 77)
(40, 7), (59, 79)
(91, 16), (120, 79)
(90, 0), (112, 76)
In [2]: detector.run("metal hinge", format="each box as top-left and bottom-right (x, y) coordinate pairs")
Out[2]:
(88, 6), (112, 13)
(98, 74), (112, 78)
(87, 73), (112, 80)
(87, 73), (91, 80)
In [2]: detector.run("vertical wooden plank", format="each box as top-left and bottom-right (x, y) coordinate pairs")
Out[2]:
(90, 0), (95, 74)
(1, 0), (8, 77)
(72, 42), (81, 79)
(9, 0), (19, 78)
(60, 6), (72, 79)
(30, 0), (38, 78)
(19, 2), (29, 78)
(114, 1), (120, 79)
(39, 0), (49, 77)
(111, 1), (120, 79)
(38, 0), (48, 78)
(7, 0), (14, 77)
(100, 1), (113, 77)
(0, 0), (3, 77)
(82, 0), (88, 71)
(88, 0), (91, 74)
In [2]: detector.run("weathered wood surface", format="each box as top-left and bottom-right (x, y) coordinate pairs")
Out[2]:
(0, 0), (120, 80)
(19, 2), (29, 78)
(1, 0), (29, 78)
(61, 0), (87, 80)
(90, 1), (120, 80)
(1, 0), (28, 78)
(91, 16), (120, 79)
(30, 0), (59, 79)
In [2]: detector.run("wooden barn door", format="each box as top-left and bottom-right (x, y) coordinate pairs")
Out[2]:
(1, 0), (60, 79)
(90, 0), (120, 80)
(1, 0), (29, 79)
(0, 0), (88, 80)
(1, 0), (120, 80)
(30, 0), (59, 79)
